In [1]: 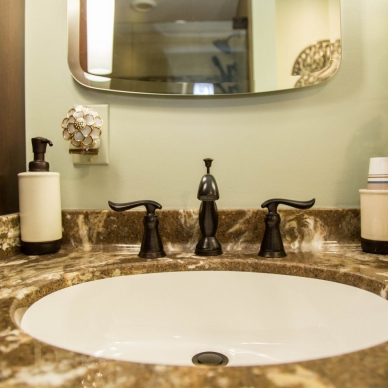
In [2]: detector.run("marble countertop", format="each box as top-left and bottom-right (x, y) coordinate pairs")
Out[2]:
(1, 242), (388, 388)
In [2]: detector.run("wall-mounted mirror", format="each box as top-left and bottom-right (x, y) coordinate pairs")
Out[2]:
(68, 0), (341, 96)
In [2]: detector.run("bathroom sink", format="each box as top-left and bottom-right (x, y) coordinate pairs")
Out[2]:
(20, 271), (388, 367)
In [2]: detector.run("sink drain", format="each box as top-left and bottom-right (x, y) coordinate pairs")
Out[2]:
(192, 351), (229, 367)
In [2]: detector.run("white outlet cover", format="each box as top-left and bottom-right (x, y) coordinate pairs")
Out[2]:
(72, 104), (109, 165)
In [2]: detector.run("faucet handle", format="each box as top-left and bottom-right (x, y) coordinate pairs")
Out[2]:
(198, 158), (219, 201)
(108, 200), (166, 259)
(261, 198), (315, 214)
(203, 158), (213, 174)
(108, 200), (162, 215)
(258, 198), (315, 258)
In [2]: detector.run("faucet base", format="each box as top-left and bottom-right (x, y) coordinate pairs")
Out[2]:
(258, 249), (287, 258)
(195, 237), (223, 256)
(139, 250), (166, 259)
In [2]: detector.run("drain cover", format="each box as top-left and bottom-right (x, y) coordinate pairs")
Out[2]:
(192, 351), (229, 367)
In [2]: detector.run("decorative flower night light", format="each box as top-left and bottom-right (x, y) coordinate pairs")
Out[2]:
(61, 105), (103, 153)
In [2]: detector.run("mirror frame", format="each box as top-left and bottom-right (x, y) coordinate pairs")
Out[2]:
(67, 0), (341, 96)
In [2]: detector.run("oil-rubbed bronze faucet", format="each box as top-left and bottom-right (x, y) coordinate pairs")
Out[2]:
(195, 158), (223, 256)
(259, 198), (315, 258)
(108, 200), (166, 259)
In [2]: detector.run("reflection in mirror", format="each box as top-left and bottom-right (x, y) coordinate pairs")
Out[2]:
(68, 0), (341, 95)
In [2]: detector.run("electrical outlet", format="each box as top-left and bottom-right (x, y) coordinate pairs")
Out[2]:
(72, 104), (109, 165)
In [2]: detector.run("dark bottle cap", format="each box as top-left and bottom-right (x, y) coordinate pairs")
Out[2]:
(29, 137), (53, 172)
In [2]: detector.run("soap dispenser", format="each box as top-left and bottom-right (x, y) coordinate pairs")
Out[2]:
(18, 137), (62, 255)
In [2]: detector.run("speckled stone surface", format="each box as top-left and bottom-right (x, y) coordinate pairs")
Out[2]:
(3, 208), (388, 388)
(1, 208), (361, 257)
(61, 208), (361, 248)
(0, 213), (20, 260)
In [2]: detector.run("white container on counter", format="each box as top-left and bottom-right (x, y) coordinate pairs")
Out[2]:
(18, 137), (62, 255)
(359, 189), (388, 254)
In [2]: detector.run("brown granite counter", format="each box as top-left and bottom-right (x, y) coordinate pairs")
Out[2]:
(1, 209), (388, 387)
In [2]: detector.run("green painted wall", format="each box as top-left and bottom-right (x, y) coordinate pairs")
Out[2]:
(25, 0), (388, 209)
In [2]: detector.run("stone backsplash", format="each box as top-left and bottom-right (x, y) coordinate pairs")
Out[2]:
(0, 213), (20, 260)
(0, 208), (361, 259)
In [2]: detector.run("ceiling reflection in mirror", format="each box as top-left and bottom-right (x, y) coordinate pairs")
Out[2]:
(68, 0), (341, 95)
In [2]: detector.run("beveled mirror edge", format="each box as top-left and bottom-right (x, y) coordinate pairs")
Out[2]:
(67, 0), (342, 97)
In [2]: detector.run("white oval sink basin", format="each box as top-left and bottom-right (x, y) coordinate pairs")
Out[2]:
(20, 271), (388, 367)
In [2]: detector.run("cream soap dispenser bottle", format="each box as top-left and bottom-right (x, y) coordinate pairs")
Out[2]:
(18, 137), (62, 255)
